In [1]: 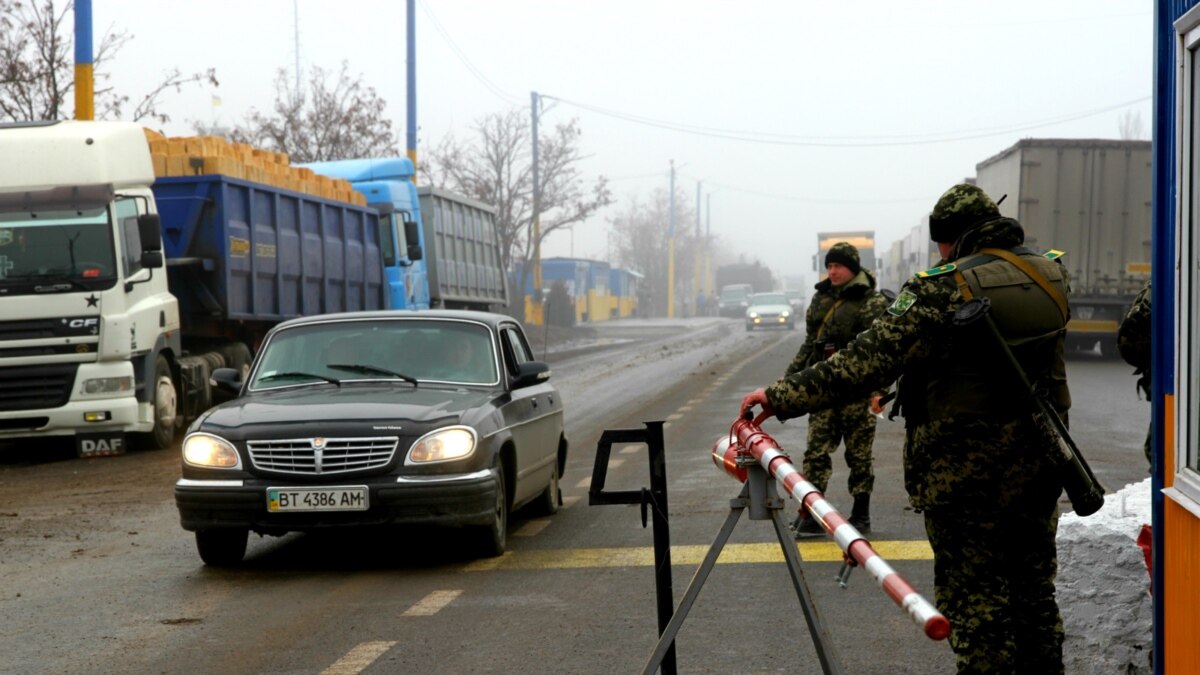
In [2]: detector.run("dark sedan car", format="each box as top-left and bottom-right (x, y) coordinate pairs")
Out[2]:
(174, 310), (567, 565)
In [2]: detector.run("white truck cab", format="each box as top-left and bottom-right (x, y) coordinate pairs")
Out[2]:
(0, 121), (180, 454)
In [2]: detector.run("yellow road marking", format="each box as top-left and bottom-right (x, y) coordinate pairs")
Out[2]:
(562, 496), (581, 508)
(667, 413), (684, 421)
(574, 476), (591, 489)
(402, 590), (463, 616)
(321, 641), (396, 675)
(514, 519), (552, 537)
(677, 406), (693, 412)
(619, 446), (640, 455)
(463, 541), (933, 572)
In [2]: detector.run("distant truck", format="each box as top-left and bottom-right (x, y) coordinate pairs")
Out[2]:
(0, 121), (386, 454)
(306, 158), (508, 312)
(715, 261), (774, 293)
(974, 139), (1152, 357)
(717, 283), (754, 318)
(815, 230), (875, 277)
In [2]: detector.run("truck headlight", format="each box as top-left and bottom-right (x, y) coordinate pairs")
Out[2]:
(407, 426), (476, 464)
(182, 433), (241, 468)
(81, 376), (134, 395)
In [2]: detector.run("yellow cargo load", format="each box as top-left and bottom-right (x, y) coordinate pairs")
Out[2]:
(142, 129), (362, 206)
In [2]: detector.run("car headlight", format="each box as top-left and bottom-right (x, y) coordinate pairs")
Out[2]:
(748, 311), (759, 318)
(781, 310), (790, 317)
(182, 432), (242, 469)
(80, 376), (134, 396)
(407, 426), (477, 464)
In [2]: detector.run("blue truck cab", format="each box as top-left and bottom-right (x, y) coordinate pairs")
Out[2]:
(305, 158), (429, 309)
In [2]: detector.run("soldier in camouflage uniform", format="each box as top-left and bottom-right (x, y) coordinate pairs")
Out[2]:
(1118, 279), (1152, 467)
(788, 242), (891, 535)
(742, 184), (1068, 674)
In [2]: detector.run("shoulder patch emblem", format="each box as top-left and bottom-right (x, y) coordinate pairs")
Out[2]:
(887, 290), (918, 316)
(1043, 249), (1065, 260)
(916, 263), (956, 278)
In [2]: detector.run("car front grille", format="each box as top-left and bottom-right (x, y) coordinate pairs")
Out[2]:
(246, 436), (400, 475)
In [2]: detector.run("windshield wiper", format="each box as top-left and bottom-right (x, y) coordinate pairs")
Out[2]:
(327, 363), (419, 387)
(257, 371), (342, 387)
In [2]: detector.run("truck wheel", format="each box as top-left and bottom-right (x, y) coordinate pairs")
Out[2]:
(221, 342), (253, 380)
(195, 529), (248, 566)
(471, 458), (508, 558)
(135, 355), (177, 450)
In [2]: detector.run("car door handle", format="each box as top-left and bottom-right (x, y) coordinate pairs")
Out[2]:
(531, 397), (539, 408)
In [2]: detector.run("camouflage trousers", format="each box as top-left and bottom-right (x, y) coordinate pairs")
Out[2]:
(923, 505), (1064, 674)
(803, 400), (876, 497)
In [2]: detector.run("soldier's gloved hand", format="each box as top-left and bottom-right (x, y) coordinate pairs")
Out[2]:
(740, 388), (775, 424)
(869, 395), (885, 416)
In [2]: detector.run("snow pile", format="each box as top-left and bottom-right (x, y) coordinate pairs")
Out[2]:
(1057, 478), (1153, 674)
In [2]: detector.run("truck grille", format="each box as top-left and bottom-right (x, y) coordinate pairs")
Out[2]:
(246, 436), (399, 475)
(0, 363), (78, 412)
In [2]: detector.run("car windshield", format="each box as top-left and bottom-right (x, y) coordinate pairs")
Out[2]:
(251, 319), (499, 390)
(720, 289), (748, 301)
(751, 293), (787, 306)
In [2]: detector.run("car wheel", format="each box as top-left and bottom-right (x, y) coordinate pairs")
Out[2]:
(195, 529), (248, 566)
(134, 355), (177, 450)
(472, 459), (508, 557)
(787, 322), (795, 331)
(745, 323), (753, 332)
(534, 453), (561, 516)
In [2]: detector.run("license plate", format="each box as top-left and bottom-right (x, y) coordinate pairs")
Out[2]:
(267, 486), (369, 512)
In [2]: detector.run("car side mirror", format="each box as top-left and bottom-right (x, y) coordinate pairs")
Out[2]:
(511, 361), (551, 389)
(210, 367), (243, 397)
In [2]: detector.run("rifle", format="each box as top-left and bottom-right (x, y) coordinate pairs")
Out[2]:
(953, 297), (1107, 517)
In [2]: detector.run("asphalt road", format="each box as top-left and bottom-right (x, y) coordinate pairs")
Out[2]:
(0, 318), (1151, 674)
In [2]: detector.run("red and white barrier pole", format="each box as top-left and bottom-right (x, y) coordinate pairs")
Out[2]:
(716, 418), (950, 642)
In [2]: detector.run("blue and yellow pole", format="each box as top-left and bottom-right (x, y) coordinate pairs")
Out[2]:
(73, 0), (94, 120)
(406, 0), (417, 183)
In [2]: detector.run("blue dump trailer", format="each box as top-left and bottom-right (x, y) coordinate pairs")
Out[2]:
(305, 157), (507, 312)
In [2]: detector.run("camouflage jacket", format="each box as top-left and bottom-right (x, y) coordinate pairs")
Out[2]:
(1118, 279), (1151, 393)
(764, 219), (1067, 511)
(786, 269), (890, 376)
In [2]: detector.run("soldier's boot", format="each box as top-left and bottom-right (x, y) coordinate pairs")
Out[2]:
(848, 494), (871, 533)
(792, 510), (826, 538)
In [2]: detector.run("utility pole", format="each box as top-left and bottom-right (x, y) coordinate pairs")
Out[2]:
(705, 193), (714, 297)
(531, 91), (544, 323)
(73, 0), (93, 120)
(693, 181), (702, 317)
(668, 160), (676, 319)
(406, 0), (418, 183)
(294, 0), (302, 92)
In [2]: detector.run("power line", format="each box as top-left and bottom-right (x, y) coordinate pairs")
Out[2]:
(542, 94), (1151, 147)
(416, 0), (522, 105)
(679, 173), (935, 205)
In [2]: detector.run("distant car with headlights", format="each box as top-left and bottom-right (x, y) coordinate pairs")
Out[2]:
(174, 310), (566, 565)
(745, 292), (795, 331)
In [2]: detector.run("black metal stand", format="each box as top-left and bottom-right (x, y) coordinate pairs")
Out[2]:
(641, 463), (843, 675)
(589, 421), (677, 675)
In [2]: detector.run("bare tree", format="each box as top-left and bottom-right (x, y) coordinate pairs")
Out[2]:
(227, 63), (397, 163)
(1118, 109), (1146, 141)
(0, 0), (216, 123)
(425, 108), (613, 309)
(610, 188), (699, 318)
